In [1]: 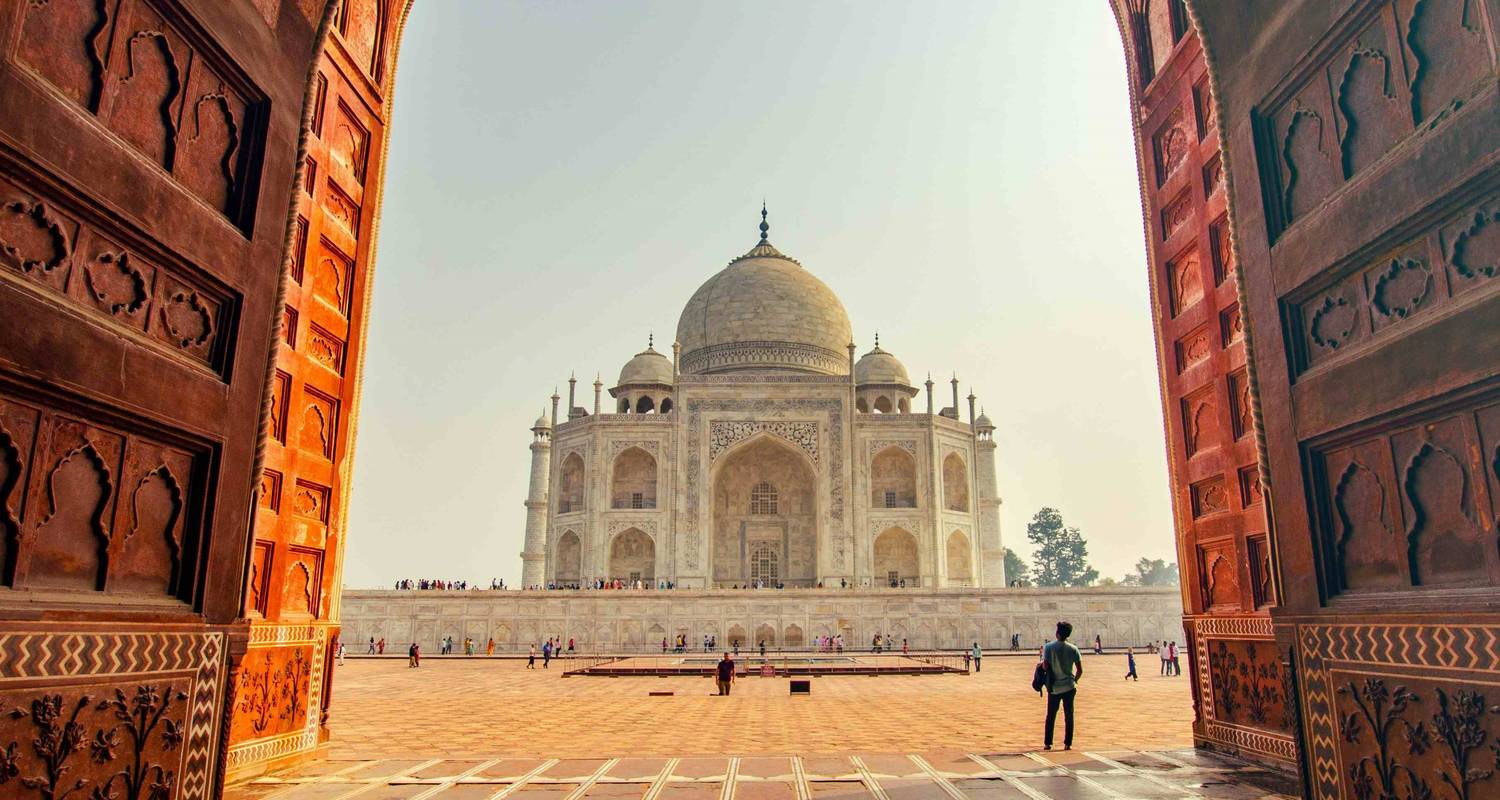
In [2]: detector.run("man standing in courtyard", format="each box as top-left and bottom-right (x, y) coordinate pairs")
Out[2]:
(1042, 621), (1083, 751)
(972, 642), (982, 672)
(542, 638), (552, 669)
(1124, 648), (1138, 681)
(716, 651), (735, 695)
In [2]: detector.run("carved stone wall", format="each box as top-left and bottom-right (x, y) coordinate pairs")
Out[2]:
(1111, 0), (1286, 769)
(232, 0), (410, 783)
(1189, 0), (1500, 789)
(0, 0), (336, 795)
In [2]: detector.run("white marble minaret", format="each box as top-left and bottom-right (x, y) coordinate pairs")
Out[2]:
(520, 411), (552, 588)
(974, 410), (1006, 587)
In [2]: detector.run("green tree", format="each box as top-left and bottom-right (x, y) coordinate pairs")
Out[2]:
(1026, 507), (1098, 587)
(1122, 557), (1179, 586)
(1002, 547), (1030, 586)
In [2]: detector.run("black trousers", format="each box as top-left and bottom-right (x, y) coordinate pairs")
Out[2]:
(1045, 689), (1076, 747)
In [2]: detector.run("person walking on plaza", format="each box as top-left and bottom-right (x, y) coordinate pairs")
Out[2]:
(1170, 641), (1181, 676)
(568, 637), (575, 653)
(972, 642), (983, 672)
(542, 639), (552, 669)
(527, 643), (536, 669)
(465, 637), (474, 656)
(487, 638), (495, 656)
(1094, 634), (1103, 655)
(902, 638), (909, 655)
(1160, 644), (1170, 676)
(716, 652), (736, 696)
(336, 639), (346, 665)
(759, 639), (766, 658)
(367, 637), (375, 654)
(662, 637), (668, 654)
(377, 637), (386, 655)
(1042, 621), (1083, 750)
(408, 642), (420, 668)
(1125, 648), (1138, 681)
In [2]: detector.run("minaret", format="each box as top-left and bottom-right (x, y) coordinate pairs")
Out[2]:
(967, 388), (977, 428)
(550, 389), (560, 428)
(593, 374), (603, 415)
(973, 409), (1005, 587)
(950, 375), (960, 418)
(672, 341), (681, 379)
(925, 374), (934, 415)
(567, 373), (578, 419)
(520, 409), (553, 589)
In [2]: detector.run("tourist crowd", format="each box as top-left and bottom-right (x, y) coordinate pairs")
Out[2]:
(394, 578), (507, 590)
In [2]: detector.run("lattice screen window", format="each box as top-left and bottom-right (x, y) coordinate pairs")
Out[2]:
(631, 492), (644, 509)
(750, 482), (778, 515)
(751, 545), (779, 583)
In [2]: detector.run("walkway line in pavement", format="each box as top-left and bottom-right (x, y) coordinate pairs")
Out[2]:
(1021, 751), (1127, 799)
(720, 757), (739, 800)
(563, 757), (619, 800)
(488, 758), (559, 799)
(641, 757), (680, 800)
(965, 754), (1054, 800)
(387, 758), (447, 784)
(907, 754), (968, 800)
(849, 755), (891, 800)
(1144, 750), (1200, 769)
(407, 758), (499, 800)
(310, 759), (381, 783)
(1084, 751), (1200, 798)
(790, 756), (811, 800)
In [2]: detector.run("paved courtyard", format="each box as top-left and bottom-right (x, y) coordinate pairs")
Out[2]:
(232, 654), (1299, 799)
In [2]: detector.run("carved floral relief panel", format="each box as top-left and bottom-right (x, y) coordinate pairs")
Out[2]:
(1285, 190), (1500, 375)
(15, 0), (265, 223)
(1174, 325), (1212, 373)
(0, 391), (205, 601)
(0, 173), (237, 374)
(1153, 106), (1191, 187)
(1260, 0), (1497, 236)
(300, 388), (338, 461)
(1313, 391), (1500, 598)
(0, 678), (194, 800)
(1199, 540), (1240, 610)
(1181, 386), (1215, 458)
(230, 644), (313, 743)
(1299, 622), (1500, 800)
(1208, 638), (1292, 733)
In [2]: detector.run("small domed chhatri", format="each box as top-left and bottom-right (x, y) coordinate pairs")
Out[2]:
(610, 335), (675, 414)
(855, 334), (918, 414)
(517, 207), (1005, 593)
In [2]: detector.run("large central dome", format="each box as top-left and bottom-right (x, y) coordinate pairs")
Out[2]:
(676, 217), (852, 376)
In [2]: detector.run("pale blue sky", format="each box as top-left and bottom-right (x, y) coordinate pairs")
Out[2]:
(344, 1), (1173, 588)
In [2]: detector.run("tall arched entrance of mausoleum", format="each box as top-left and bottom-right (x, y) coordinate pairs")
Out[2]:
(0, 1), (1495, 794)
(710, 435), (819, 587)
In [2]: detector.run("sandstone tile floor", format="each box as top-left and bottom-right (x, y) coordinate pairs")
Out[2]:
(231, 656), (1298, 800)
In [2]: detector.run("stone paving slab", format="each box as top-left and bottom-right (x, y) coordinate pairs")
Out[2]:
(323, 658), (1193, 758)
(232, 654), (1299, 800)
(230, 749), (1299, 800)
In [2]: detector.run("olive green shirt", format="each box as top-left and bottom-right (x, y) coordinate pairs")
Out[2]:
(1044, 640), (1082, 694)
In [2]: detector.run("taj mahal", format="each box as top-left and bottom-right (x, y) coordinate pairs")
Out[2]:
(338, 211), (1182, 654)
(519, 209), (1004, 591)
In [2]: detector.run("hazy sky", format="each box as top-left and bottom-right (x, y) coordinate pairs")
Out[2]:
(343, 1), (1174, 588)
